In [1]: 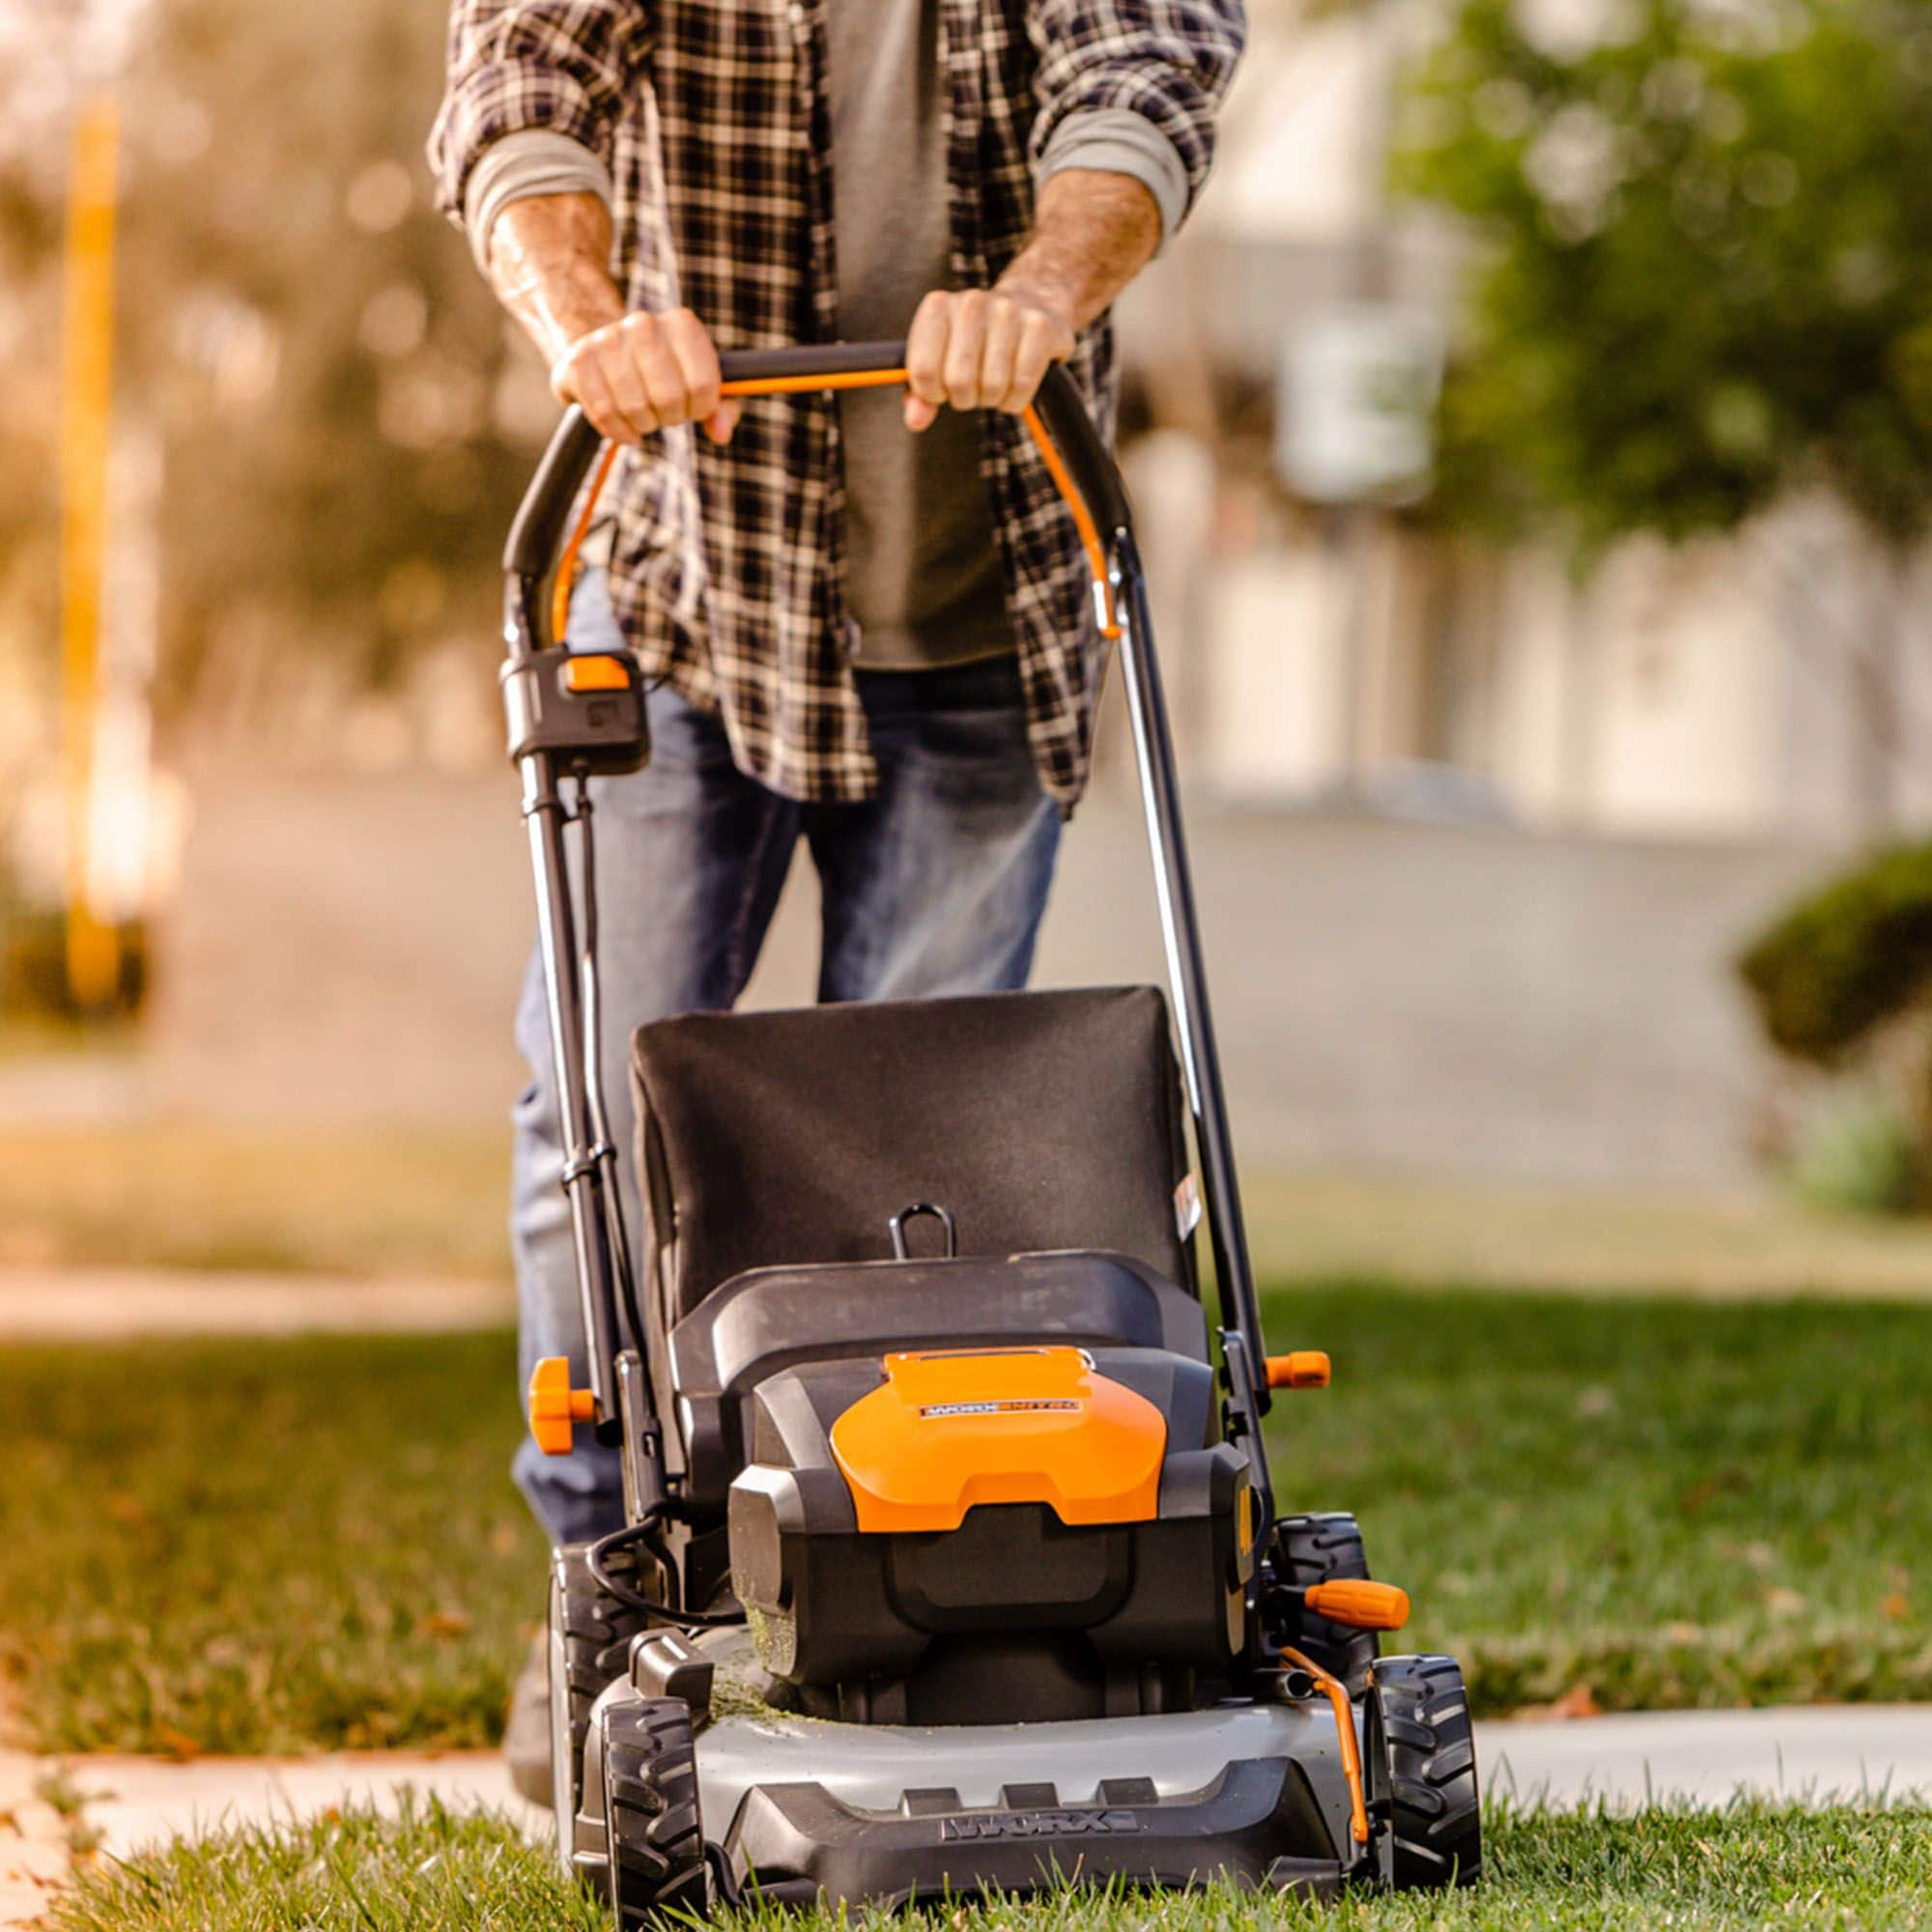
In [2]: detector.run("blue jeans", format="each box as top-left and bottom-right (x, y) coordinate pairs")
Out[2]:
(511, 575), (1062, 1543)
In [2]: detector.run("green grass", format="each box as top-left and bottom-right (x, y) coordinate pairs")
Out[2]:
(1270, 1286), (1932, 1714)
(42, 1797), (1932, 1930)
(0, 1330), (546, 1754)
(3, 1287), (1930, 1755)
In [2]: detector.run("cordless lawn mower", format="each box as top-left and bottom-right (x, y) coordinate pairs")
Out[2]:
(499, 344), (1482, 1920)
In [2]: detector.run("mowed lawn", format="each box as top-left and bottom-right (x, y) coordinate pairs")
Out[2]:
(3, 1285), (1930, 1755)
(43, 1797), (1932, 1932)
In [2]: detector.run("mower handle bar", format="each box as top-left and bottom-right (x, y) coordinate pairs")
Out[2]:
(502, 345), (1133, 584)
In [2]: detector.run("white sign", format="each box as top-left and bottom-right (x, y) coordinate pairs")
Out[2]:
(1276, 304), (1445, 506)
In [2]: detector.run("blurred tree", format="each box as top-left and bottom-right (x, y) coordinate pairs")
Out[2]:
(0, 0), (540, 730)
(1395, 0), (1932, 557)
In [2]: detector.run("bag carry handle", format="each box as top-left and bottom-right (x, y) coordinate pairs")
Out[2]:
(889, 1201), (958, 1262)
(501, 345), (1134, 646)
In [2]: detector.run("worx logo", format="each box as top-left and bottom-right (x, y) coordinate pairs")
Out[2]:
(939, 1810), (1143, 1842)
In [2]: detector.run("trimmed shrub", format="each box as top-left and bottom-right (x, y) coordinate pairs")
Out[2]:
(1738, 842), (1932, 1065)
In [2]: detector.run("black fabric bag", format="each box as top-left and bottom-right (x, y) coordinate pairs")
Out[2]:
(629, 985), (1198, 1341)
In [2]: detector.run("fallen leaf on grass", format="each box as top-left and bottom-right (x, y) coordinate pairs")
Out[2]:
(1510, 1682), (1602, 1722)
(1881, 1590), (1910, 1621)
(418, 1610), (472, 1639)
(1679, 1469), (1749, 1516)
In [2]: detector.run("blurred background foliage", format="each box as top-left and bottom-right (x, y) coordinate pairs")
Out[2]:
(1395, 0), (1932, 559)
(0, 0), (541, 730)
(8, 0), (1932, 713)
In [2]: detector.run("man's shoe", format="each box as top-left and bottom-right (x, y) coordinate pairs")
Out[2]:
(503, 1628), (552, 1805)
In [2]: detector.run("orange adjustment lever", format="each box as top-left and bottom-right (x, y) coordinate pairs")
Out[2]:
(1264, 1350), (1330, 1390)
(1281, 1645), (1371, 1846)
(527, 1356), (597, 1456)
(1303, 1578), (1410, 1632)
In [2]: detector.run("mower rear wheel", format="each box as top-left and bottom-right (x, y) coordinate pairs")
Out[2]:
(1273, 1512), (1379, 1694)
(601, 1699), (708, 1925)
(1371, 1654), (1481, 1889)
(548, 1542), (652, 1866)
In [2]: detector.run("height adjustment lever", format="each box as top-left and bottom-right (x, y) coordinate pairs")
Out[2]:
(1264, 1351), (1331, 1390)
(528, 1355), (597, 1456)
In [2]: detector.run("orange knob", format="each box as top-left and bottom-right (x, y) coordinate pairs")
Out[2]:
(1304, 1578), (1409, 1631)
(1264, 1350), (1330, 1390)
(527, 1356), (597, 1456)
(560, 652), (632, 693)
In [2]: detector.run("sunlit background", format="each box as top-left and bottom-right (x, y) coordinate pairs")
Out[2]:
(6, 0), (1932, 1249)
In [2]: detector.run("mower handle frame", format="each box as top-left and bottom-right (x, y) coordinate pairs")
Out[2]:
(502, 343), (1274, 1531)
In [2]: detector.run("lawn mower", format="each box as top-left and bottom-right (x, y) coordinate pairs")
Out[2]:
(498, 344), (1482, 1920)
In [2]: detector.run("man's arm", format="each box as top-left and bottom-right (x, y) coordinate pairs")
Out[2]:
(486, 191), (739, 445)
(902, 169), (1159, 431)
(430, 0), (728, 445)
(906, 0), (1244, 429)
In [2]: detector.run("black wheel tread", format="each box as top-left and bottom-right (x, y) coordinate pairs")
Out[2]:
(604, 1699), (707, 1924)
(551, 1540), (660, 1862)
(555, 1544), (650, 1776)
(1273, 1511), (1379, 1694)
(1374, 1653), (1482, 1889)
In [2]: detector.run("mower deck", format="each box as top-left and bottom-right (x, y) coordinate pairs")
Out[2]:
(576, 1668), (1366, 1906)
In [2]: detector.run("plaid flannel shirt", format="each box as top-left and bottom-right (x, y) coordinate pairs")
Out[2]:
(431, 0), (1243, 808)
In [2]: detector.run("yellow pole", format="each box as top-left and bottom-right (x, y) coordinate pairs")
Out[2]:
(59, 95), (121, 1010)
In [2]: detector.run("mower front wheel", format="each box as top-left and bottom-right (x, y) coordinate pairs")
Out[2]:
(601, 1699), (708, 1925)
(549, 1543), (652, 1868)
(1369, 1654), (1481, 1889)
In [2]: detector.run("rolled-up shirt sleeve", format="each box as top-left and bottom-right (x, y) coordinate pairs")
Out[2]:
(1026, 0), (1245, 241)
(1037, 106), (1190, 248)
(427, 0), (650, 235)
(463, 129), (614, 271)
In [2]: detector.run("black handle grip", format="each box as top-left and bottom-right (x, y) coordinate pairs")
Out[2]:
(502, 407), (605, 578)
(720, 340), (908, 384)
(1033, 361), (1133, 542)
(502, 344), (1132, 580)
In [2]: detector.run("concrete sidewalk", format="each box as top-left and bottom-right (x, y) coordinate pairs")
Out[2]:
(1481, 1704), (1932, 1810)
(0, 1266), (511, 1339)
(7, 1702), (1931, 1923)
(49, 1748), (545, 1856)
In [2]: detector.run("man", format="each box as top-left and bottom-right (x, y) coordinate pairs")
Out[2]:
(431, 0), (1241, 1570)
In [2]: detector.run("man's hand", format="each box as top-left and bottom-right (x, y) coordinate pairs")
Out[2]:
(487, 191), (739, 445)
(902, 169), (1161, 432)
(553, 309), (740, 446)
(903, 285), (1076, 430)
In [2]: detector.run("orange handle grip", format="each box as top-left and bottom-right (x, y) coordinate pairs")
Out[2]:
(550, 366), (1121, 645)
